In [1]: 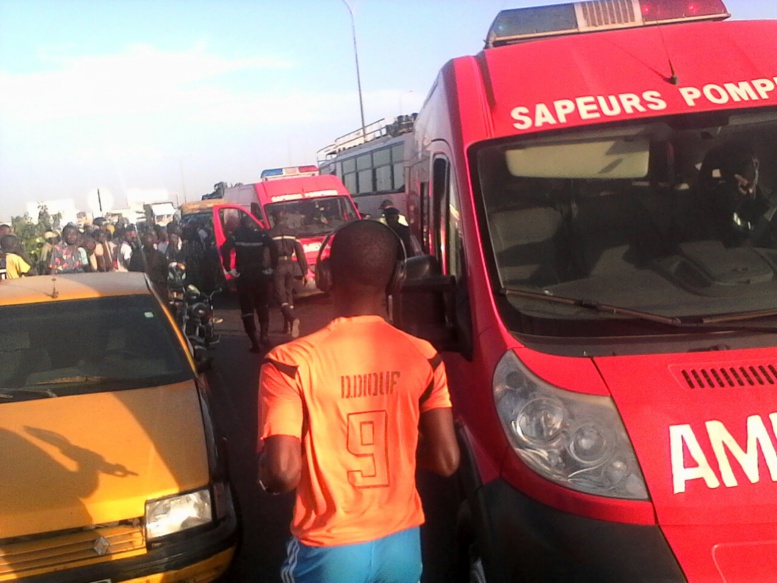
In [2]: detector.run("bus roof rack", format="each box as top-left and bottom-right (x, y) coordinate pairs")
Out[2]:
(485, 0), (730, 48)
(316, 114), (417, 162)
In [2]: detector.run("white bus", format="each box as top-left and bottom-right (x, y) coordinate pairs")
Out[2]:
(317, 115), (415, 219)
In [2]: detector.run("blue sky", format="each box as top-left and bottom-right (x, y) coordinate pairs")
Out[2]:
(0, 0), (774, 219)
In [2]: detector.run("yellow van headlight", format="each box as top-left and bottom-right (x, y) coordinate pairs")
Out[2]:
(145, 488), (213, 541)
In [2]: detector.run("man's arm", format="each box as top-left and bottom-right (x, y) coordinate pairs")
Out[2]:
(220, 236), (235, 271)
(293, 239), (309, 274)
(417, 408), (459, 477)
(258, 435), (302, 493)
(258, 356), (305, 493)
(266, 234), (279, 268)
(12, 254), (32, 277)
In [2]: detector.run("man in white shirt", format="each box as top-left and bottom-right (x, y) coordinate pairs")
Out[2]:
(116, 225), (137, 272)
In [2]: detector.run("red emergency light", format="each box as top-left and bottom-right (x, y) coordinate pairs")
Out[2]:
(640, 0), (728, 22)
(260, 165), (320, 181)
(486, 0), (729, 48)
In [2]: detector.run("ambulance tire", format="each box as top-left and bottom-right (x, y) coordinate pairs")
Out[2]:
(455, 502), (488, 583)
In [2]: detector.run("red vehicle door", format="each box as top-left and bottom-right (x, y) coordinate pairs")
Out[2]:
(211, 204), (267, 286)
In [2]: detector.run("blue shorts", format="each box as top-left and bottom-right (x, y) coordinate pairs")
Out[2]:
(280, 527), (422, 583)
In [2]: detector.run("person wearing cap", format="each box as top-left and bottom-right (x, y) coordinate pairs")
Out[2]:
(38, 230), (60, 274)
(268, 208), (308, 338)
(383, 207), (415, 258)
(220, 214), (277, 352)
(378, 199), (408, 227)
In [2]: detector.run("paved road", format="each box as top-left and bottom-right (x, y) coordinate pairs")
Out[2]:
(204, 291), (461, 583)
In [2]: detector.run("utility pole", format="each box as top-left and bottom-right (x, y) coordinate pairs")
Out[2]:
(341, 0), (367, 142)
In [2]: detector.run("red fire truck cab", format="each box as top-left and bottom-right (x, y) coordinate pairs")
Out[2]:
(395, 1), (777, 581)
(213, 167), (360, 290)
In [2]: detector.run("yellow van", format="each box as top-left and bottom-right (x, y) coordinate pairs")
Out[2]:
(0, 273), (239, 582)
(179, 199), (221, 226)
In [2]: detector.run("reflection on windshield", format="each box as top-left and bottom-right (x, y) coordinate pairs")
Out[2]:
(477, 109), (777, 331)
(0, 296), (191, 398)
(266, 196), (358, 236)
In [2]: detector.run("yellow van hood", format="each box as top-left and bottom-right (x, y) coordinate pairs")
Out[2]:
(0, 382), (209, 539)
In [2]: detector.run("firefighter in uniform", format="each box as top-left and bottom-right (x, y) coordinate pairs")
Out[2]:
(221, 214), (278, 353)
(268, 209), (308, 338)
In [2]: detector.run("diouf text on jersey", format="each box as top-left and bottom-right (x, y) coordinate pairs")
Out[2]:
(341, 371), (401, 399)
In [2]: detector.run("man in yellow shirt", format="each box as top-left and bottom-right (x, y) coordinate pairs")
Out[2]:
(258, 219), (459, 582)
(1, 235), (32, 279)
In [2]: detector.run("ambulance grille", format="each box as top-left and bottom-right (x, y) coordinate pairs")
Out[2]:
(578, 0), (637, 28)
(0, 522), (145, 577)
(680, 364), (777, 389)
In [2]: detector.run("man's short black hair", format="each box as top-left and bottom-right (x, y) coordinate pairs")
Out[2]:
(0, 234), (17, 252)
(330, 220), (399, 291)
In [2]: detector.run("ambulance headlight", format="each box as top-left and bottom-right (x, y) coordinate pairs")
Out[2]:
(494, 350), (648, 500)
(145, 488), (213, 541)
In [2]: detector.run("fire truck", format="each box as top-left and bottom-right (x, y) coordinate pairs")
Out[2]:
(394, 1), (777, 581)
(213, 166), (360, 290)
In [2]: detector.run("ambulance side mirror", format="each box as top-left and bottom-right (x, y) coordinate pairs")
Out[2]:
(393, 255), (459, 352)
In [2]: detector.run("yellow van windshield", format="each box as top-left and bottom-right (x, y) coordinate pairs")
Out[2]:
(0, 295), (191, 399)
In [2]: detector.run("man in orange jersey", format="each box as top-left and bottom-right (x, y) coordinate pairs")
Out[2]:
(258, 219), (459, 583)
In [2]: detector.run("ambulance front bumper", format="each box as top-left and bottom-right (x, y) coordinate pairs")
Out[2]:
(473, 478), (686, 583)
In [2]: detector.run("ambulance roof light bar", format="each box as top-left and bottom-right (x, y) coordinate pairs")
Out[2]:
(485, 0), (729, 48)
(260, 165), (320, 181)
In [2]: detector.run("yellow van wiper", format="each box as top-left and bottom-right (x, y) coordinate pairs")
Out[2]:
(500, 287), (683, 326)
(0, 387), (58, 399)
(30, 375), (116, 385)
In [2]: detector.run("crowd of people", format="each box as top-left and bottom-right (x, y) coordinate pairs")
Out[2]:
(0, 218), (223, 294)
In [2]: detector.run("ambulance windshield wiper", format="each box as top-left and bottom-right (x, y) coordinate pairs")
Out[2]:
(698, 308), (777, 325)
(500, 287), (682, 325)
(500, 287), (777, 332)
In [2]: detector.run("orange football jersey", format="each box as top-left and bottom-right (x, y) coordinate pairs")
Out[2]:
(259, 315), (452, 547)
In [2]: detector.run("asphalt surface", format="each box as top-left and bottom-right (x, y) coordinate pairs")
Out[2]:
(204, 291), (461, 583)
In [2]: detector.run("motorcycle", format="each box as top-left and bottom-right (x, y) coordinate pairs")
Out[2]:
(167, 262), (222, 352)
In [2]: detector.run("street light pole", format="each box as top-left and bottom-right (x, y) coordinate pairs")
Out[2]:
(341, 0), (367, 142)
(177, 157), (187, 204)
(399, 89), (415, 116)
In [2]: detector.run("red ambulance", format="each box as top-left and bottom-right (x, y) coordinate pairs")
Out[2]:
(212, 167), (360, 290)
(396, 1), (777, 581)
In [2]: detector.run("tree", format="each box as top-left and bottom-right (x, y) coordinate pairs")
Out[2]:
(36, 205), (62, 232)
(10, 205), (64, 264)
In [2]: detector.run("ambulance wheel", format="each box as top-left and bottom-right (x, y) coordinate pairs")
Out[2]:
(456, 502), (489, 583)
(469, 558), (487, 583)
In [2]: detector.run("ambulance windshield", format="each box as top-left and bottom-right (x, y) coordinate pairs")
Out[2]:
(476, 108), (777, 332)
(266, 196), (359, 237)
